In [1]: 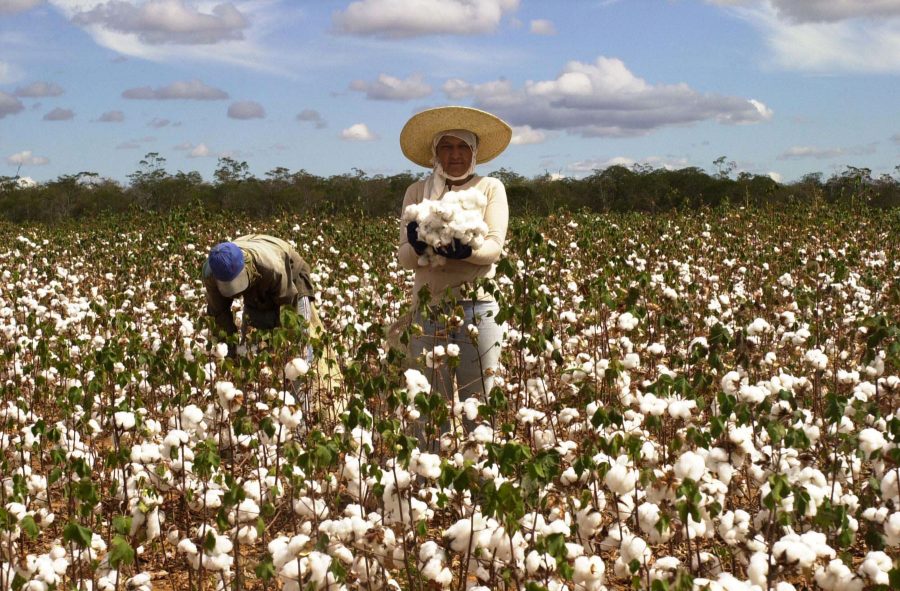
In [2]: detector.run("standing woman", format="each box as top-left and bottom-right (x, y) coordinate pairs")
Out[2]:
(397, 106), (511, 439)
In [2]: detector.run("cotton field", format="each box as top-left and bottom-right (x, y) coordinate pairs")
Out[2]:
(0, 206), (898, 591)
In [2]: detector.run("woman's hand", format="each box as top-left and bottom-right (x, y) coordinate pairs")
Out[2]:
(436, 238), (472, 260)
(406, 221), (428, 255)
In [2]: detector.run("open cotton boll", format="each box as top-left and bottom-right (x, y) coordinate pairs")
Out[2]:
(572, 555), (605, 590)
(114, 411), (136, 431)
(857, 428), (886, 456)
(604, 463), (636, 495)
(284, 358), (309, 380)
(815, 558), (864, 591)
(410, 452), (442, 480)
(673, 451), (706, 481)
(857, 551), (892, 585)
(637, 502), (671, 543)
(525, 550), (557, 574)
(772, 532), (835, 569)
(883, 512), (900, 546)
(404, 368), (430, 396)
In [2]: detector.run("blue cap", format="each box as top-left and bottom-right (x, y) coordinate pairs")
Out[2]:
(208, 242), (249, 296)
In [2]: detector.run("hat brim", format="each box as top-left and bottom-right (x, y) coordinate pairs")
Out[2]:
(216, 268), (250, 298)
(400, 106), (512, 168)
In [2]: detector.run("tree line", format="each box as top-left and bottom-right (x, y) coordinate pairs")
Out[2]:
(1, 153), (898, 223)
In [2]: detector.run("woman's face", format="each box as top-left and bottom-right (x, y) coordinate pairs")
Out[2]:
(435, 135), (473, 178)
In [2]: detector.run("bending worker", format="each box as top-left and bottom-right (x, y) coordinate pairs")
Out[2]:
(203, 234), (316, 351)
(202, 234), (343, 421)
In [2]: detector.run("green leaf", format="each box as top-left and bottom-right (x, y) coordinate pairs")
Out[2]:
(20, 515), (39, 540)
(203, 530), (217, 552)
(255, 555), (276, 581)
(109, 535), (135, 568)
(63, 521), (93, 548)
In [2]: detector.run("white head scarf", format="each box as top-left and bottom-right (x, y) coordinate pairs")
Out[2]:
(422, 129), (477, 201)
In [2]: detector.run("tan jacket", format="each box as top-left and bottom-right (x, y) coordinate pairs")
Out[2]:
(203, 234), (314, 334)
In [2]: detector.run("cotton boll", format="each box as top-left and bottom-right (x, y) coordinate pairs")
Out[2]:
(667, 397), (696, 420)
(747, 551), (768, 589)
(617, 312), (639, 332)
(604, 464), (636, 495)
(747, 317), (770, 336)
(114, 412), (136, 431)
(857, 551), (892, 585)
(857, 428), (886, 456)
(720, 371), (743, 396)
(284, 358), (309, 380)
(525, 550), (556, 574)
(737, 383), (767, 404)
(637, 502), (671, 543)
(130, 443), (161, 464)
(572, 555), (605, 590)
(576, 508), (604, 538)
(411, 452), (442, 480)
(717, 510), (750, 546)
(883, 512), (900, 546)
(804, 349), (828, 371)
(814, 558), (864, 591)
(673, 451), (706, 481)
(404, 369), (430, 396)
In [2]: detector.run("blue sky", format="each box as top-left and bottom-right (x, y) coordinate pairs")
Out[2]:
(1, 0), (899, 185)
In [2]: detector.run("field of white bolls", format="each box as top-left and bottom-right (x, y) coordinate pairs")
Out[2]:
(0, 206), (898, 590)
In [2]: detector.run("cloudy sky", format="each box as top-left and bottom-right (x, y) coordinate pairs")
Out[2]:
(2, 0), (899, 184)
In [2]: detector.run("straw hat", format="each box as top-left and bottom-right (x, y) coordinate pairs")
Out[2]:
(400, 106), (512, 168)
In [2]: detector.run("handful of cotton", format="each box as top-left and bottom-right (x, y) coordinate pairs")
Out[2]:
(403, 188), (488, 266)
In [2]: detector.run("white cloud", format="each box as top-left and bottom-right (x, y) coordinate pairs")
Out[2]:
(71, 0), (249, 45)
(712, 1), (900, 72)
(0, 61), (18, 84)
(296, 109), (327, 129)
(188, 143), (212, 158)
(340, 123), (377, 141)
(227, 100), (265, 119)
(0, 0), (43, 14)
(349, 73), (432, 101)
(97, 110), (124, 122)
(47, 1), (281, 73)
(148, 117), (171, 127)
(43, 107), (74, 120)
(442, 78), (473, 99)
(768, 171), (783, 183)
(14, 81), (64, 97)
(529, 19), (556, 35)
(0, 91), (25, 118)
(777, 143), (877, 160)
(566, 155), (690, 174)
(710, 0), (900, 23)
(510, 125), (546, 145)
(453, 56), (772, 137)
(333, 0), (520, 38)
(7, 150), (49, 166)
(122, 79), (228, 100)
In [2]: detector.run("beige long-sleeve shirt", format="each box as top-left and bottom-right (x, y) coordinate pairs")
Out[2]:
(398, 175), (508, 304)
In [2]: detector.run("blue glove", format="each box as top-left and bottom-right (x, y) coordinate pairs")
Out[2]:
(436, 239), (473, 260)
(406, 221), (428, 255)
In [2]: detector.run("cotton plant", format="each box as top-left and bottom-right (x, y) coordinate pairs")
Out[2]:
(3, 208), (900, 590)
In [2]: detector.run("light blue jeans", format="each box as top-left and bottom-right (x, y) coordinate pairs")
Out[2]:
(410, 300), (502, 437)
